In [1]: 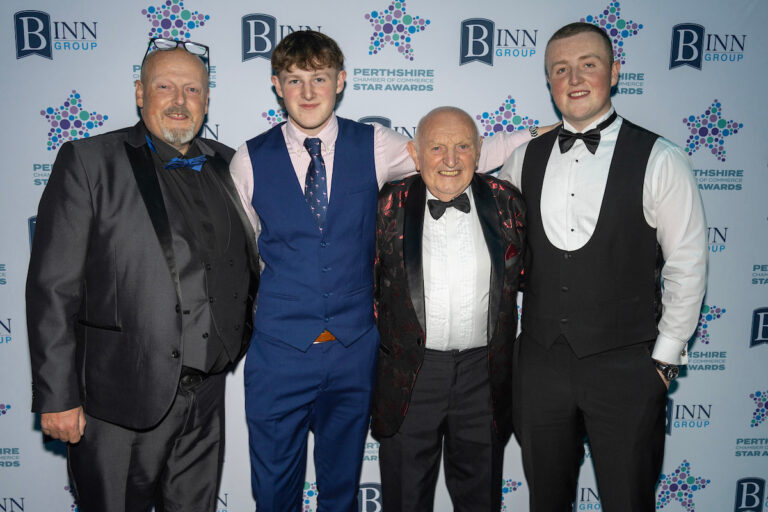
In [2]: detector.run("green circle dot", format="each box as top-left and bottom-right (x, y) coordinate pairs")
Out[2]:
(79, 111), (89, 121)
(303, 482), (310, 490)
(687, 477), (695, 484)
(171, 29), (179, 36)
(617, 20), (626, 29)
(395, 2), (402, 7)
(70, 129), (77, 137)
(393, 34), (399, 40)
(47, 141), (52, 146)
(701, 305), (710, 313)
(369, 45), (374, 51)
(717, 119), (726, 128)
(512, 115), (522, 125)
(610, 7), (616, 13)
(707, 136), (713, 143)
(181, 10), (191, 20)
(403, 15), (412, 24)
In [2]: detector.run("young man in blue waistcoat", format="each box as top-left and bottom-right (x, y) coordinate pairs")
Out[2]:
(229, 30), (541, 511)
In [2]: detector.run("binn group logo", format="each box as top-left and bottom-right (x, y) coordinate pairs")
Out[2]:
(572, 487), (601, 512)
(751, 308), (768, 347)
(0, 318), (11, 345)
(708, 226), (728, 254)
(365, 1), (430, 62)
(665, 398), (712, 435)
(242, 14), (320, 62)
(41, 90), (109, 152)
(459, 19), (538, 66)
(734, 478), (766, 512)
(475, 96), (540, 138)
(656, 460), (710, 511)
(14, 10), (98, 60)
(670, 24), (746, 70)
(0, 497), (24, 511)
(141, 0), (209, 40)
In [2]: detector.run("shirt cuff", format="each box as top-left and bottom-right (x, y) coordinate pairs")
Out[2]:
(652, 333), (689, 365)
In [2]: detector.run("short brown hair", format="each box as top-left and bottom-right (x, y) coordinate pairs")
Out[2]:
(546, 22), (614, 70)
(271, 30), (344, 75)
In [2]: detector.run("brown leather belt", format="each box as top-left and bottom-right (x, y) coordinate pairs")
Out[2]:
(314, 329), (336, 343)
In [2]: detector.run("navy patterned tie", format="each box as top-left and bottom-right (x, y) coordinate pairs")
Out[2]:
(303, 137), (329, 231)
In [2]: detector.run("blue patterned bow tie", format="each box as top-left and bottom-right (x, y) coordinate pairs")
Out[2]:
(164, 155), (207, 171)
(145, 135), (206, 171)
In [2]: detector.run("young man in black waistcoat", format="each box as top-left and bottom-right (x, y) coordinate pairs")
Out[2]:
(498, 22), (707, 511)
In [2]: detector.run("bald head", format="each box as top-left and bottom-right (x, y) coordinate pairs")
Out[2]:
(408, 106), (481, 202)
(414, 106), (480, 150)
(140, 47), (208, 90)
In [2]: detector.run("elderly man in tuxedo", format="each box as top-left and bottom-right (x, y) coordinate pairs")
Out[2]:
(371, 106), (526, 512)
(26, 39), (258, 511)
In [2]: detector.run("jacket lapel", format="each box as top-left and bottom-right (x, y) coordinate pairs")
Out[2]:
(125, 123), (182, 301)
(404, 177), (426, 332)
(472, 175), (505, 341)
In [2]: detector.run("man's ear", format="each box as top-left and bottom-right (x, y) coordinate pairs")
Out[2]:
(271, 74), (283, 99)
(135, 80), (144, 109)
(335, 69), (347, 95)
(407, 140), (420, 171)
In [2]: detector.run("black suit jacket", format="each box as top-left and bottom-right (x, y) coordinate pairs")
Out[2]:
(26, 122), (259, 430)
(371, 173), (525, 443)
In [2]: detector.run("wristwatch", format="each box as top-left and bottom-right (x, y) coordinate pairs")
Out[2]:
(654, 361), (679, 381)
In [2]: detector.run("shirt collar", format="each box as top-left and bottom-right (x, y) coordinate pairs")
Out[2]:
(562, 106), (618, 133)
(284, 115), (338, 155)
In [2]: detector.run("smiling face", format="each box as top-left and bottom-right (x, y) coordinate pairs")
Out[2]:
(545, 31), (620, 132)
(135, 48), (208, 154)
(409, 108), (481, 202)
(271, 65), (346, 136)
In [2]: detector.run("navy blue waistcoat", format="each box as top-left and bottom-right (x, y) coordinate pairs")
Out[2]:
(246, 118), (377, 351)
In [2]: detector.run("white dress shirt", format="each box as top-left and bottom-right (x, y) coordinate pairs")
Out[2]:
(498, 108), (707, 365)
(423, 187), (491, 351)
(229, 115), (531, 237)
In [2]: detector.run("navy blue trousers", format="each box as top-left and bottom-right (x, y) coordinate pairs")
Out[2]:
(244, 327), (379, 512)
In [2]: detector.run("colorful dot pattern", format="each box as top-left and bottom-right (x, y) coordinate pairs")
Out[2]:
(476, 96), (539, 138)
(303, 481), (318, 512)
(695, 305), (725, 345)
(655, 460), (709, 511)
(750, 390), (767, 428)
(501, 479), (522, 511)
(683, 100), (743, 162)
(0, 403), (9, 416)
(141, 0), (209, 40)
(41, 90), (108, 151)
(65, 485), (80, 511)
(365, 1), (430, 61)
(580, 1), (643, 65)
(262, 108), (287, 128)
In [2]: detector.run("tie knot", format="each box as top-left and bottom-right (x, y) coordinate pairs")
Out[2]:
(303, 137), (322, 156)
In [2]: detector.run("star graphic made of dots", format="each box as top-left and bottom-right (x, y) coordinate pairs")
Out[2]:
(262, 108), (287, 128)
(476, 96), (539, 138)
(501, 479), (523, 511)
(750, 390), (767, 428)
(683, 99), (743, 162)
(141, 0), (209, 40)
(41, 90), (108, 151)
(656, 460), (709, 512)
(365, 1), (430, 61)
(581, 1), (643, 65)
(694, 305), (725, 345)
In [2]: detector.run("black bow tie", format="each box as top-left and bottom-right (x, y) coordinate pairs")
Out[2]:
(428, 193), (471, 220)
(557, 111), (618, 154)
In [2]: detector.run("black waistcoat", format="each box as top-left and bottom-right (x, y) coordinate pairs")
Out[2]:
(521, 119), (662, 357)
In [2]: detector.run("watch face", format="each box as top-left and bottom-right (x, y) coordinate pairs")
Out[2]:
(666, 366), (680, 380)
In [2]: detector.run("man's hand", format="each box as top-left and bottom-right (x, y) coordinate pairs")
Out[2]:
(656, 368), (671, 390)
(41, 406), (86, 443)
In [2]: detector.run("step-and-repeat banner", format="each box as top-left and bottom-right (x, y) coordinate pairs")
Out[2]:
(1, 1), (766, 510)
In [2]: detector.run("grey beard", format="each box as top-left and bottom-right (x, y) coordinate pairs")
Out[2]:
(162, 126), (196, 149)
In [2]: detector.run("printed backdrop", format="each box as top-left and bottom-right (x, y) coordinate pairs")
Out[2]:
(1, 1), (767, 511)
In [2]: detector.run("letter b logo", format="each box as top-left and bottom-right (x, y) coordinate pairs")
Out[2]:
(734, 478), (765, 512)
(14, 10), (52, 59)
